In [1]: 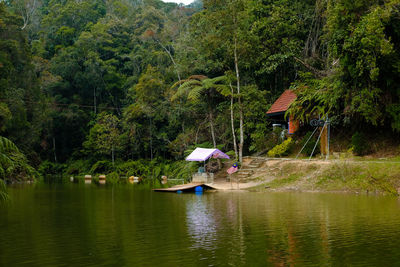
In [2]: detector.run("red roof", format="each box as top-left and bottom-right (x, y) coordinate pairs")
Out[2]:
(267, 90), (297, 115)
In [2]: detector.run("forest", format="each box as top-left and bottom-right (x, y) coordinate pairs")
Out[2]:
(0, 0), (399, 184)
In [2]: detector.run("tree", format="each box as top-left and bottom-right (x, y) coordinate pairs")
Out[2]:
(289, 0), (400, 131)
(10, 0), (41, 30)
(171, 75), (227, 148)
(0, 2), (49, 159)
(83, 113), (122, 167)
(124, 65), (166, 160)
(186, 0), (250, 162)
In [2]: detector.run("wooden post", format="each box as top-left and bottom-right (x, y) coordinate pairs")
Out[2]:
(320, 125), (328, 156)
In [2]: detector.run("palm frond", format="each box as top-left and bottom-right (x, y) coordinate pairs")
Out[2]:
(208, 76), (227, 84)
(0, 136), (19, 153)
(188, 75), (208, 81)
(170, 79), (189, 91)
(187, 86), (205, 102)
(171, 80), (202, 101)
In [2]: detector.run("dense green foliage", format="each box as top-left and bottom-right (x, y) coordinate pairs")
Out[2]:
(288, 0), (400, 130)
(267, 137), (294, 157)
(0, 179), (8, 202)
(351, 132), (369, 156)
(0, 136), (36, 182)
(300, 131), (320, 157)
(0, 0), (399, 181)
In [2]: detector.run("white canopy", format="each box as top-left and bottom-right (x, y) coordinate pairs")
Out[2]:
(185, 148), (230, 161)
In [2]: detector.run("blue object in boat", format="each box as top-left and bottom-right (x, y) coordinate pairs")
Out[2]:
(177, 190), (182, 194)
(195, 186), (203, 192)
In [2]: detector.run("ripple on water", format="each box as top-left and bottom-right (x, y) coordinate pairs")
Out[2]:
(1, 187), (400, 266)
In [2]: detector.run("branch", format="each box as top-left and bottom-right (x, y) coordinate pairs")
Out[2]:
(294, 56), (327, 78)
(155, 39), (181, 82)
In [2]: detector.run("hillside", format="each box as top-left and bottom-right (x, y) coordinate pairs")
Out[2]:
(0, 0), (399, 182)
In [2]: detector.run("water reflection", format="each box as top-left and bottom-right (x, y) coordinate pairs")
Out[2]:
(2, 186), (400, 266)
(186, 194), (217, 250)
(185, 192), (400, 266)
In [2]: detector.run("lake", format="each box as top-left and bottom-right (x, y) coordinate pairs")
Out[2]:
(1, 184), (400, 266)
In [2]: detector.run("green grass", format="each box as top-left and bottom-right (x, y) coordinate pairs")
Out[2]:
(264, 173), (303, 188)
(314, 162), (400, 195)
(247, 160), (400, 196)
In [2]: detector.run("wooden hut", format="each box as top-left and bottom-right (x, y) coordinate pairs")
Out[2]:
(266, 90), (299, 134)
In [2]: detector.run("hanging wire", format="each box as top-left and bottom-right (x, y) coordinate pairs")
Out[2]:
(309, 122), (327, 160)
(295, 125), (319, 159)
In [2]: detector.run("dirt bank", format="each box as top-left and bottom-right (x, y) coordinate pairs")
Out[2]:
(220, 157), (400, 196)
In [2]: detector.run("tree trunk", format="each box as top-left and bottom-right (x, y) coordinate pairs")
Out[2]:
(112, 144), (115, 167)
(229, 82), (238, 160)
(234, 36), (244, 163)
(53, 137), (57, 163)
(149, 116), (153, 160)
(93, 87), (97, 114)
(209, 108), (216, 148)
(156, 40), (181, 82)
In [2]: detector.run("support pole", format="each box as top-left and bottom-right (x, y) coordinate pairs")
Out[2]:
(327, 117), (330, 160)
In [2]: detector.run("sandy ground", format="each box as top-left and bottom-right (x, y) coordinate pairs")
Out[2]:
(206, 157), (400, 192)
(206, 180), (263, 190)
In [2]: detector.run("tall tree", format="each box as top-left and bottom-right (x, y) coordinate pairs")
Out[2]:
(10, 0), (41, 30)
(83, 112), (122, 167)
(124, 65), (167, 160)
(171, 75), (227, 148)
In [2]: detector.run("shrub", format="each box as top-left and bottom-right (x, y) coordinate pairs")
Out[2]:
(90, 160), (113, 174)
(116, 159), (150, 177)
(300, 131), (320, 156)
(250, 126), (287, 153)
(268, 138), (294, 157)
(65, 159), (91, 175)
(38, 161), (66, 176)
(169, 161), (198, 182)
(351, 132), (369, 155)
(106, 172), (120, 184)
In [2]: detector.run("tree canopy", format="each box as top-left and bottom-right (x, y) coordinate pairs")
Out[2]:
(0, 0), (399, 180)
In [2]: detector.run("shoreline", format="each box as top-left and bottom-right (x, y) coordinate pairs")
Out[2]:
(219, 157), (400, 196)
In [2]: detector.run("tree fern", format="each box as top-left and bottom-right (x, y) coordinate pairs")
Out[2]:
(0, 136), (19, 154)
(0, 136), (36, 182)
(170, 79), (202, 101)
(170, 75), (230, 148)
(187, 86), (205, 102)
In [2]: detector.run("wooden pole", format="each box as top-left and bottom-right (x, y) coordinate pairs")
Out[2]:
(320, 124), (328, 156)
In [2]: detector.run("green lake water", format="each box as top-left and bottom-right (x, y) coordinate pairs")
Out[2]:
(1, 184), (400, 266)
